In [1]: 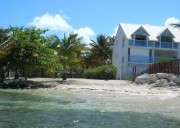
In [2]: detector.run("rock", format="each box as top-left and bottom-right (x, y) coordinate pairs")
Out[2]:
(152, 79), (168, 87)
(1, 79), (28, 89)
(167, 74), (175, 81)
(3, 79), (14, 85)
(135, 74), (149, 85)
(156, 73), (168, 79)
(173, 76), (180, 85)
(148, 74), (158, 84)
(169, 81), (177, 86)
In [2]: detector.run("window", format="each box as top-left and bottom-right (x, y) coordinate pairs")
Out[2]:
(149, 49), (152, 57)
(128, 48), (130, 55)
(161, 36), (172, 42)
(122, 57), (124, 63)
(135, 35), (146, 40)
(122, 42), (125, 48)
(122, 36), (125, 48)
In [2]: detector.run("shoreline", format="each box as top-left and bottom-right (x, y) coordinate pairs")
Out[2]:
(27, 78), (180, 97)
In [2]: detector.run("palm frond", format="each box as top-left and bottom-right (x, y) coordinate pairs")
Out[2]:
(170, 23), (180, 28)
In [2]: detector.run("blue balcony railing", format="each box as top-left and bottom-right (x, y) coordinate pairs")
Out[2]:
(128, 55), (175, 63)
(129, 40), (178, 49)
(128, 55), (153, 63)
(148, 41), (154, 47)
(173, 43), (178, 49)
(155, 42), (160, 48)
(161, 42), (172, 48)
(135, 40), (147, 47)
(129, 40), (133, 46)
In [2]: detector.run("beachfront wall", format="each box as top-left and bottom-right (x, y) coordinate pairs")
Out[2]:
(112, 23), (180, 80)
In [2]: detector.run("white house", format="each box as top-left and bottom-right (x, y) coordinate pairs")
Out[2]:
(112, 23), (180, 79)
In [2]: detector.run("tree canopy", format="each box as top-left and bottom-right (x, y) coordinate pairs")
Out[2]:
(53, 33), (86, 80)
(0, 26), (60, 80)
(0, 26), (115, 81)
(81, 34), (114, 68)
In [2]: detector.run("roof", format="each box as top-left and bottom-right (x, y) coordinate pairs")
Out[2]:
(157, 28), (175, 38)
(119, 23), (180, 42)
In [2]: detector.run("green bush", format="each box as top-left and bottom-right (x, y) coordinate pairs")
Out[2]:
(156, 57), (173, 63)
(84, 65), (117, 80)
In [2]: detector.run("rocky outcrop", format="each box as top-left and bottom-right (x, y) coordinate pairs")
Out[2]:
(1, 79), (28, 89)
(135, 74), (149, 84)
(0, 79), (55, 89)
(135, 73), (180, 87)
(148, 74), (158, 84)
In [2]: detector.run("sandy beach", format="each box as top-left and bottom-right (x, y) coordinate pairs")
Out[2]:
(28, 78), (180, 97)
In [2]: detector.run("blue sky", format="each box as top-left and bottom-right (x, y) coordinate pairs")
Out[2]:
(1, 0), (180, 44)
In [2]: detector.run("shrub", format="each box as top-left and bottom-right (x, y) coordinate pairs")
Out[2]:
(156, 57), (173, 63)
(84, 65), (117, 80)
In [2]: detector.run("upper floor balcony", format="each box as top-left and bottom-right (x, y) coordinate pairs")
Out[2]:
(129, 40), (178, 49)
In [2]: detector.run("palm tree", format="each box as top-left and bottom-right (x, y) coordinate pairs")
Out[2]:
(90, 34), (112, 66)
(55, 33), (86, 80)
(170, 23), (180, 28)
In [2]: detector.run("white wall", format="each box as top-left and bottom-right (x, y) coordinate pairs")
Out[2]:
(112, 25), (126, 79)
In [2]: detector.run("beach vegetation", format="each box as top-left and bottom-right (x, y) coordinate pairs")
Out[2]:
(52, 33), (86, 80)
(0, 26), (60, 82)
(0, 26), (115, 83)
(156, 57), (173, 63)
(84, 65), (117, 80)
(81, 34), (114, 68)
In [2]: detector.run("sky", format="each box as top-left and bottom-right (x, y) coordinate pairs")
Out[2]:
(1, 0), (180, 44)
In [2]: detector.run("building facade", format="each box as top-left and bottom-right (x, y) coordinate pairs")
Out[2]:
(112, 23), (180, 79)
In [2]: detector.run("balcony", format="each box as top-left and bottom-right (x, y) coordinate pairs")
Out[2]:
(135, 40), (147, 47)
(129, 40), (178, 49)
(128, 55), (175, 63)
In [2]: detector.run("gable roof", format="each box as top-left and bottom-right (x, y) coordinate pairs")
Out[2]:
(119, 23), (180, 42)
(131, 26), (150, 36)
(157, 28), (175, 38)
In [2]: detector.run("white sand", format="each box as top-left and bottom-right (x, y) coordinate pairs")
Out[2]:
(28, 78), (180, 97)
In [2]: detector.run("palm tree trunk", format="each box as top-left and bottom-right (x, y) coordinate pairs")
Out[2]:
(0, 71), (5, 83)
(63, 63), (67, 80)
(24, 69), (27, 81)
(14, 69), (19, 79)
(6, 68), (10, 77)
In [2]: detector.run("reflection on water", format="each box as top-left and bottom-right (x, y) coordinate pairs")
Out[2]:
(0, 89), (180, 128)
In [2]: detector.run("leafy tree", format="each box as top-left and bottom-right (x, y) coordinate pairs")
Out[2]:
(6, 26), (59, 80)
(0, 27), (11, 80)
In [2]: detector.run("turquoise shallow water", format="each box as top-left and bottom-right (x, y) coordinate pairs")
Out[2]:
(0, 89), (180, 128)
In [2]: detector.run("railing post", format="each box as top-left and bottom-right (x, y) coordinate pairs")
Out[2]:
(170, 61), (173, 73)
(178, 59), (180, 76)
(134, 66), (136, 81)
(132, 66), (136, 82)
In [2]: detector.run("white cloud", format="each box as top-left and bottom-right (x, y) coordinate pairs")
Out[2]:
(164, 17), (180, 27)
(29, 12), (95, 44)
(113, 26), (118, 36)
(29, 13), (73, 32)
(73, 27), (95, 44)
(110, 25), (119, 37)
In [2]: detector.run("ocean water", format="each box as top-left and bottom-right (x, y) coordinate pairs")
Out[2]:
(0, 89), (180, 128)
